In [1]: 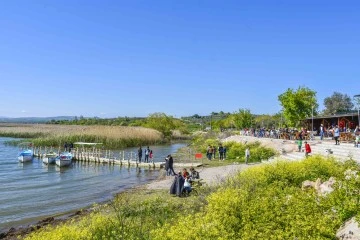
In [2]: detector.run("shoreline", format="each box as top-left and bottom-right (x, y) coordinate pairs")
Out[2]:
(0, 161), (253, 240)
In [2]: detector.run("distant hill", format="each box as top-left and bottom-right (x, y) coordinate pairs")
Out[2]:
(0, 116), (76, 123)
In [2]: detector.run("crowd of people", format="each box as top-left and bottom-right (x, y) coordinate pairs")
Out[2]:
(206, 144), (226, 160)
(137, 146), (154, 163)
(169, 165), (200, 197)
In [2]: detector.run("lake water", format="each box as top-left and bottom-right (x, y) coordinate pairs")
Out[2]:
(0, 137), (185, 232)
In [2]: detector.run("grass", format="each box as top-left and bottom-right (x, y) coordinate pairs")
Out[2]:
(23, 155), (360, 240)
(0, 123), (165, 149)
(23, 186), (214, 240)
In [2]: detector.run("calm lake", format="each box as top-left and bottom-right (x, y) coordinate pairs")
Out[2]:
(0, 137), (185, 232)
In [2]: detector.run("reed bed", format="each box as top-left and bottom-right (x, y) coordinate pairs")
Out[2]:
(0, 123), (164, 149)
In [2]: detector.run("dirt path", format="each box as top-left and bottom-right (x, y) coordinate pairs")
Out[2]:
(146, 163), (255, 190)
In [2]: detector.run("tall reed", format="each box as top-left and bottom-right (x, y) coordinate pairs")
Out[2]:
(0, 123), (164, 149)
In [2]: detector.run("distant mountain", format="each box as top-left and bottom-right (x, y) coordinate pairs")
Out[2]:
(0, 116), (76, 123)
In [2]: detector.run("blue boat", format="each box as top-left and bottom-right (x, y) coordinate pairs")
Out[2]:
(18, 149), (33, 162)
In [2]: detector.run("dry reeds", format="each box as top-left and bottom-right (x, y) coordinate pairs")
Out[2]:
(0, 123), (164, 149)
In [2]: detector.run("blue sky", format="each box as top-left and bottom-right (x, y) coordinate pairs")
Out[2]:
(1, 1), (360, 118)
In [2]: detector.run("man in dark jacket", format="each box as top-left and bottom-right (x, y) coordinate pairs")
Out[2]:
(168, 154), (176, 176)
(170, 173), (184, 197)
(138, 146), (142, 162)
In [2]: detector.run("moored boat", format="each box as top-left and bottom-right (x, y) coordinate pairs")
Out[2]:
(43, 152), (58, 164)
(55, 152), (73, 167)
(18, 149), (33, 162)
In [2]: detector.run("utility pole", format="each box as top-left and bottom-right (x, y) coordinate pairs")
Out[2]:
(311, 105), (314, 140)
(354, 95), (360, 127)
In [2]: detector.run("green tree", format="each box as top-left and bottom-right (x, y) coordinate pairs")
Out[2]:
(231, 109), (254, 129)
(278, 86), (318, 127)
(323, 92), (354, 115)
(145, 112), (175, 138)
(254, 114), (278, 128)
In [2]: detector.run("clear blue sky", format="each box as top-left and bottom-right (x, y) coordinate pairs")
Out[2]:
(1, 1), (359, 118)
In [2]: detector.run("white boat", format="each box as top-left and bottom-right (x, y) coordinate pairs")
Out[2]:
(55, 152), (73, 167)
(43, 152), (58, 164)
(18, 149), (33, 162)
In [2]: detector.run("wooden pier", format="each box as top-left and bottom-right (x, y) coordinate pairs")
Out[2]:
(31, 146), (164, 169)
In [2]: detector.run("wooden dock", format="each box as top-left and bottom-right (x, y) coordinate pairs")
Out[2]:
(31, 146), (165, 169)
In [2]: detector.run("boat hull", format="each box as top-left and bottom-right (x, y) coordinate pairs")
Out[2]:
(18, 155), (33, 162)
(18, 150), (33, 162)
(43, 155), (57, 164)
(55, 152), (73, 167)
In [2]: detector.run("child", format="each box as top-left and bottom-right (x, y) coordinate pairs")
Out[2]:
(297, 139), (303, 152)
(304, 141), (311, 158)
(355, 135), (360, 148)
(183, 176), (192, 194)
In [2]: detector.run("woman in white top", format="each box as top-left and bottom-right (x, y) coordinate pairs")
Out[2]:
(184, 176), (192, 193)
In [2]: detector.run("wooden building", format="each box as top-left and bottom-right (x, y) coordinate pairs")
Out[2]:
(304, 112), (359, 131)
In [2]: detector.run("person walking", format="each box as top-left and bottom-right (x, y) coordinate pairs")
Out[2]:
(168, 154), (176, 176)
(333, 125), (340, 145)
(245, 148), (250, 164)
(304, 141), (311, 158)
(297, 138), (303, 152)
(138, 146), (143, 163)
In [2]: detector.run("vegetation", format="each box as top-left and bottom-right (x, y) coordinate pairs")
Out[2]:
(154, 156), (360, 239)
(278, 86), (318, 127)
(0, 124), (164, 149)
(24, 156), (360, 239)
(191, 133), (277, 163)
(323, 92), (354, 115)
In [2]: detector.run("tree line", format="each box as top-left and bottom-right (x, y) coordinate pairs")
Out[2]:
(48, 86), (359, 132)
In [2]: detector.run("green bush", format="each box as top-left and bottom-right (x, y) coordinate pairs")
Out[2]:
(152, 156), (360, 239)
(224, 141), (276, 163)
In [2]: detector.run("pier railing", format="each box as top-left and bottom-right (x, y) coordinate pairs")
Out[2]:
(30, 146), (164, 169)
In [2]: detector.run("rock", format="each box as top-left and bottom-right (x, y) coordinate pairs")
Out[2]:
(302, 177), (336, 195)
(302, 180), (315, 190)
(38, 217), (54, 225)
(336, 217), (360, 239)
(318, 177), (336, 195)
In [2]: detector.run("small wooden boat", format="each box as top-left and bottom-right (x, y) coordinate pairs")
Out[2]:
(18, 149), (33, 162)
(43, 152), (58, 164)
(55, 152), (73, 167)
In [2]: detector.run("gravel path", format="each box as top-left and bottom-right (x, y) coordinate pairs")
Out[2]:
(145, 163), (255, 190)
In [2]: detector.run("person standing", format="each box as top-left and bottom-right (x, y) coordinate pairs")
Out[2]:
(138, 146), (142, 163)
(304, 141), (311, 158)
(334, 125), (340, 145)
(149, 149), (153, 163)
(168, 154), (176, 176)
(206, 145), (212, 160)
(218, 144), (224, 160)
(165, 156), (170, 176)
(245, 148), (250, 164)
(144, 146), (150, 163)
(223, 146), (227, 159)
(64, 142), (68, 152)
(320, 124), (324, 140)
(297, 138), (303, 152)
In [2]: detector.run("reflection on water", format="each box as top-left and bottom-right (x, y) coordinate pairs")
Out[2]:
(0, 138), (186, 232)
